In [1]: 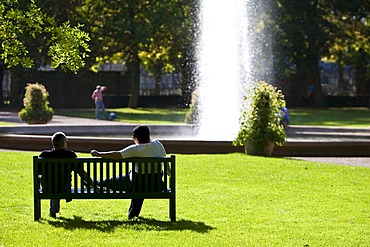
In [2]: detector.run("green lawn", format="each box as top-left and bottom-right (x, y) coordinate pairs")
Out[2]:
(55, 107), (370, 127)
(1, 107), (370, 127)
(289, 107), (370, 127)
(1, 151), (370, 246)
(55, 108), (188, 125)
(0, 121), (11, 126)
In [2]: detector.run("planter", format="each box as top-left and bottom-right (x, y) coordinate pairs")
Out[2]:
(27, 121), (48, 125)
(244, 141), (274, 156)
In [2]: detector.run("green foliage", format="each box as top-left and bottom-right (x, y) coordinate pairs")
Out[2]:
(1, 152), (370, 246)
(272, 0), (370, 98)
(0, 0), (90, 73)
(80, 0), (193, 72)
(18, 83), (54, 124)
(71, 0), (195, 107)
(47, 22), (91, 72)
(234, 81), (286, 149)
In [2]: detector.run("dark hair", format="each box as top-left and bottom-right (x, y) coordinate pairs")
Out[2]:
(132, 125), (150, 143)
(52, 132), (67, 149)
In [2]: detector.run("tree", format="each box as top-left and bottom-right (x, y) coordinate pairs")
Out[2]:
(272, 0), (370, 106)
(273, 0), (326, 106)
(321, 0), (370, 96)
(0, 0), (90, 106)
(70, 0), (195, 107)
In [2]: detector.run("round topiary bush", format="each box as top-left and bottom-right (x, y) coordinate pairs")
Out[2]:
(19, 83), (54, 124)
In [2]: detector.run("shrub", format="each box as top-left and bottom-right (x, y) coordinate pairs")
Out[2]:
(19, 83), (54, 124)
(233, 81), (286, 150)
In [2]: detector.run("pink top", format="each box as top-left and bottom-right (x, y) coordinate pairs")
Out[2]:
(91, 89), (103, 102)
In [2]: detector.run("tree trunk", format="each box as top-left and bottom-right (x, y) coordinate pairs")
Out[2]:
(306, 6), (324, 107)
(313, 82), (324, 107)
(0, 67), (4, 107)
(154, 74), (161, 95)
(354, 65), (368, 95)
(311, 59), (324, 107)
(127, 1), (140, 108)
(128, 54), (140, 108)
(338, 63), (345, 93)
(296, 56), (323, 107)
(296, 0), (323, 107)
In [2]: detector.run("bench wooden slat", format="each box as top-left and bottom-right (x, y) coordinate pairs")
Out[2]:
(33, 155), (176, 221)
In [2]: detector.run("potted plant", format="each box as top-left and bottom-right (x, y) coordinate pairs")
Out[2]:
(233, 81), (286, 156)
(19, 83), (54, 124)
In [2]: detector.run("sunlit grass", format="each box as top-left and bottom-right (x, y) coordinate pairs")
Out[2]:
(0, 121), (12, 126)
(1, 151), (370, 246)
(289, 107), (370, 127)
(1, 107), (370, 127)
(55, 107), (370, 127)
(55, 108), (187, 124)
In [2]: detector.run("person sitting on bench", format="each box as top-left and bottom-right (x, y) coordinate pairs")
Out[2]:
(39, 132), (95, 218)
(90, 125), (167, 220)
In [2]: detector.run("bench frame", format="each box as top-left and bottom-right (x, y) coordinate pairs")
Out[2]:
(33, 155), (176, 221)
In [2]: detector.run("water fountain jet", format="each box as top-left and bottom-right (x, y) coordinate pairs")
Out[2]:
(196, 0), (264, 140)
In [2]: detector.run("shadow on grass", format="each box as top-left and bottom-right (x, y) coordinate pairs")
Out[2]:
(44, 215), (215, 233)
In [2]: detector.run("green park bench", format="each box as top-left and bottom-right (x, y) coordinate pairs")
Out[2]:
(33, 155), (176, 221)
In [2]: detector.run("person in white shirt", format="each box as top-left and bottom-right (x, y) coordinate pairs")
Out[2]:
(90, 125), (167, 219)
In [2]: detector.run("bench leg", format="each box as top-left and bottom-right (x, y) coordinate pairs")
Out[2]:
(169, 197), (176, 222)
(34, 197), (41, 221)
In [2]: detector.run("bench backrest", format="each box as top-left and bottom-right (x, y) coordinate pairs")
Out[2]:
(33, 155), (176, 196)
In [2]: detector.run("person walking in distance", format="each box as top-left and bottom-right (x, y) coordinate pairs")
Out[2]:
(91, 85), (109, 120)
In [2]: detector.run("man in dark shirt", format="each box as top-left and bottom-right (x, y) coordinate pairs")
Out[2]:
(39, 132), (94, 218)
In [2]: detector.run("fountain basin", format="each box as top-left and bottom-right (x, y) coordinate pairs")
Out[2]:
(1, 124), (370, 156)
(1, 133), (370, 157)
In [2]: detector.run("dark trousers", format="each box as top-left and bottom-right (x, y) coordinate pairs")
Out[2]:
(128, 199), (144, 218)
(98, 172), (163, 218)
(129, 172), (164, 218)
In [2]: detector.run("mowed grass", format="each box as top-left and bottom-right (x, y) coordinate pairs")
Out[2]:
(55, 107), (370, 127)
(0, 121), (11, 126)
(0, 107), (369, 127)
(289, 107), (370, 127)
(1, 151), (370, 246)
(55, 108), (188, 124)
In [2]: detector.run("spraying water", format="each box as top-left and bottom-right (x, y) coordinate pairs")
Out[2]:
(196, 0), (269, 140)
